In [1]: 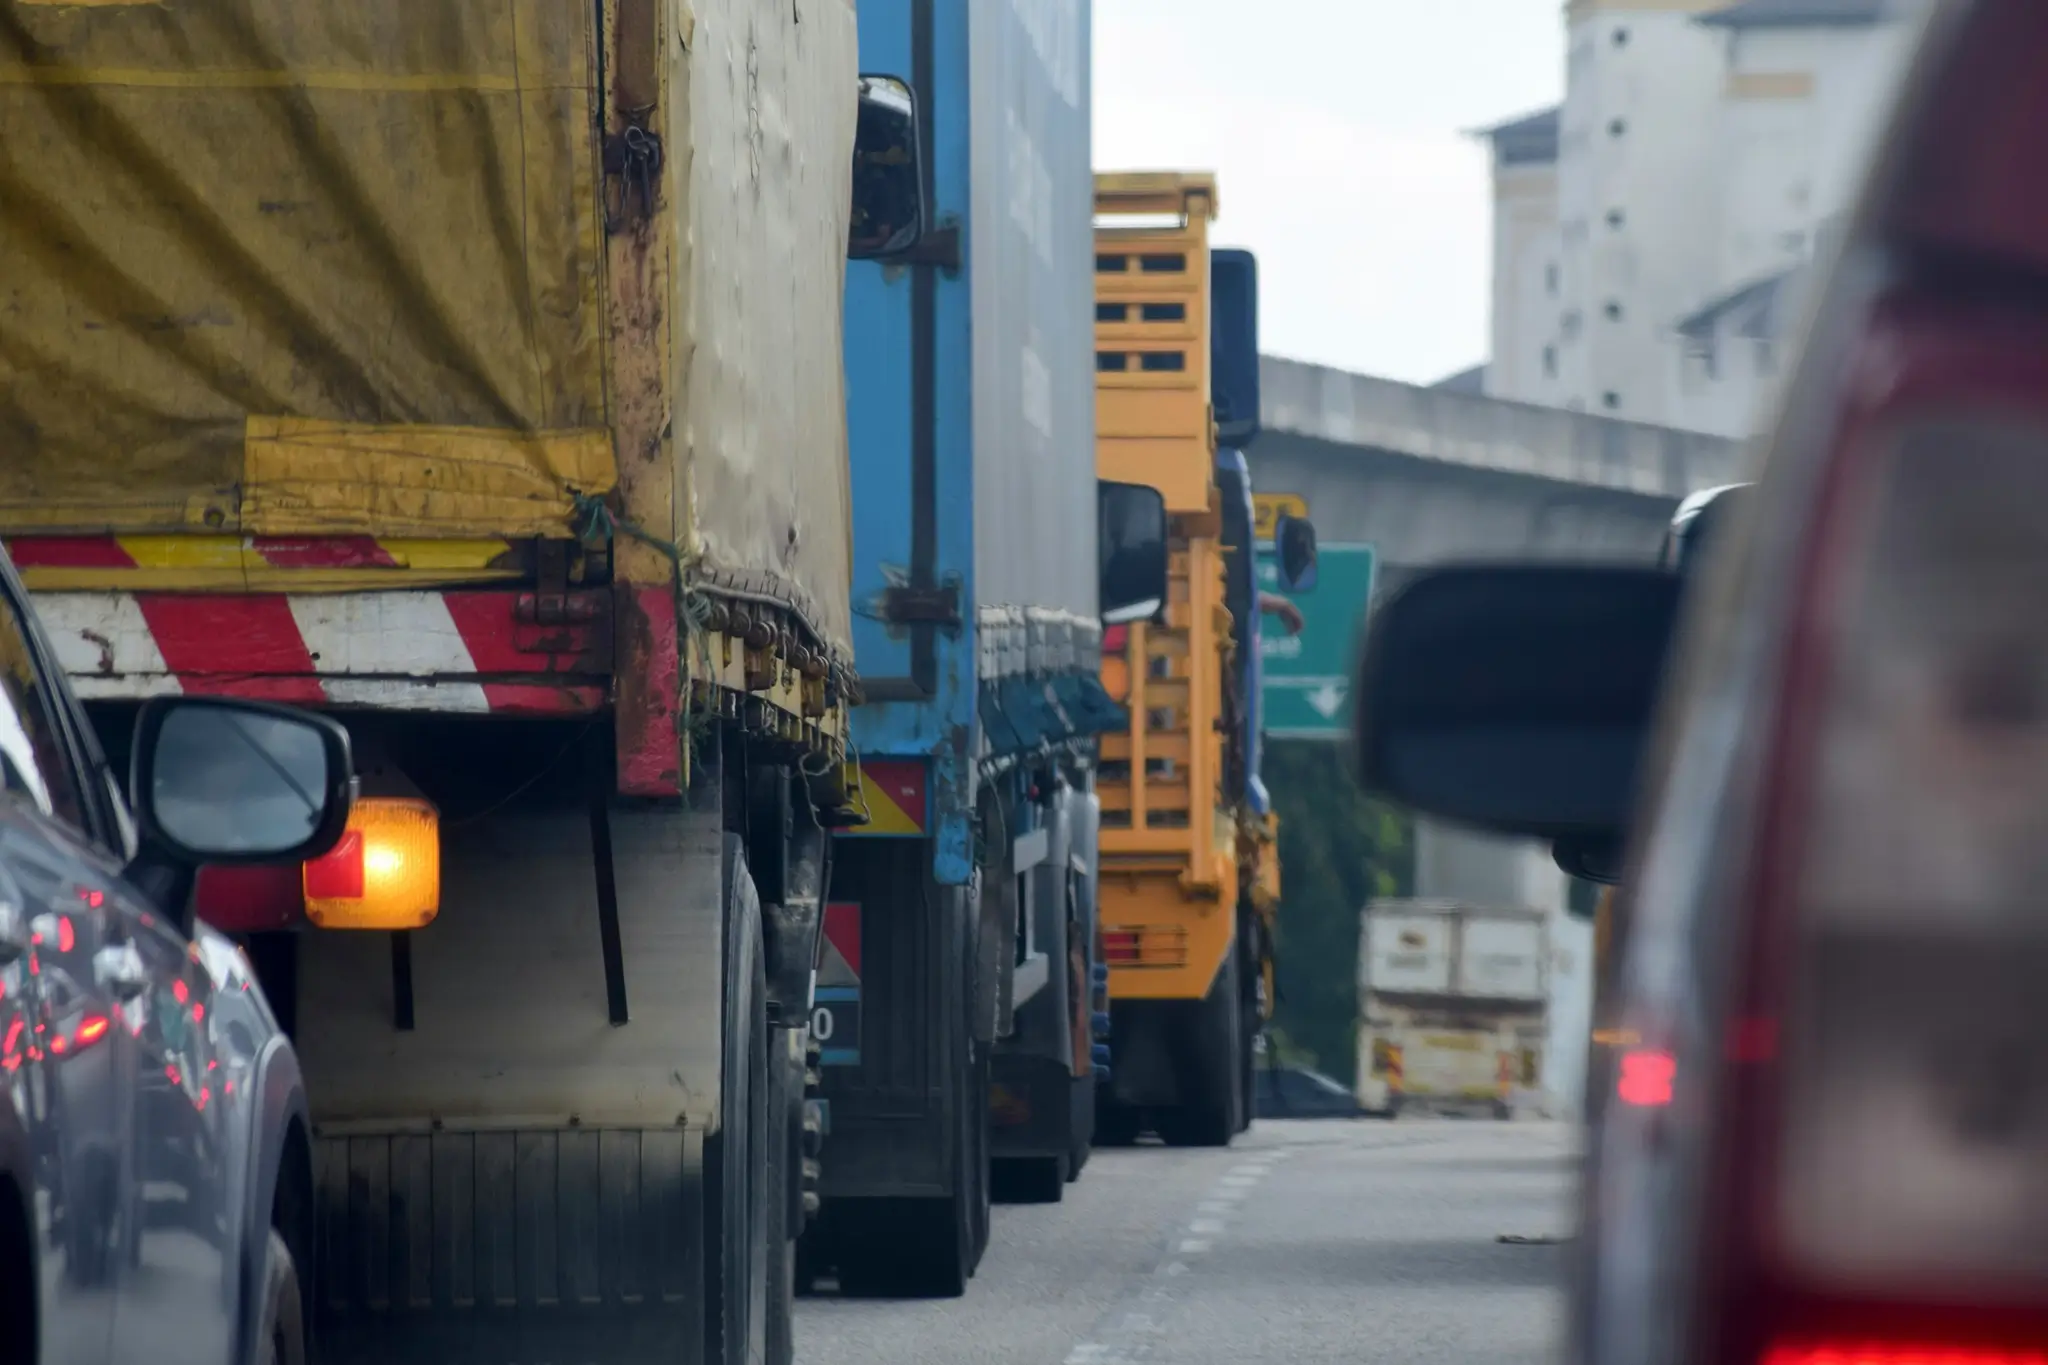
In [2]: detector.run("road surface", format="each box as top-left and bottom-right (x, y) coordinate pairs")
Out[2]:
(796, 1119), (1577, 1365)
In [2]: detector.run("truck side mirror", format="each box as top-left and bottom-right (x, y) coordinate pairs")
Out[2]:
(849, 75), (925, 261)
(1274, 513), (1318, 592)
(1099, 481), (1169, 625)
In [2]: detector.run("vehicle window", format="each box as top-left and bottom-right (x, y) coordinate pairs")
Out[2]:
(0, 588), (85, 833)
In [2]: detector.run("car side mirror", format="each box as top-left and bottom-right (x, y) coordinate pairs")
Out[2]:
(1353, 562), (1683, 843)
(131, 697), (355, 866)
(1099, 480), (1169, 625)
(849, 74), (925, 261)
(1274, 514), (1318, 592)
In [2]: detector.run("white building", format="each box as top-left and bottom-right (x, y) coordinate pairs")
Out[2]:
(1473, 0), (1920, 437)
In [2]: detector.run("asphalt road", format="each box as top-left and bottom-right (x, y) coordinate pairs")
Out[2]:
(795, 1119), (1579, 1365)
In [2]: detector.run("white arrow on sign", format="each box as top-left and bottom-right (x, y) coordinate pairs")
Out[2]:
(1306, 681), (1348, 718)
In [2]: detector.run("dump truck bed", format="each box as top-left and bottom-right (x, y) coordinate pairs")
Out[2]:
(0, 0), (857, 666)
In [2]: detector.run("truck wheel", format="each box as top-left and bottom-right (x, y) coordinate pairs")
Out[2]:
(252, 1229), (307, 1365)
(1067, 1073), (1094, 1181)
(991, 1155), (1066, 1204)
(1094, 1096), (1144, 1147)
(966, 1038), (991, 1271)
(1236, 925), (1259, 1135)
(766, 1024), (805, 1365)
(709, 838), (772, 1365)
(1157, 950), (1242, 1149)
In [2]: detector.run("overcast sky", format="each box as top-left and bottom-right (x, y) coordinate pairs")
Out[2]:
(1093, 1), (1565, 387)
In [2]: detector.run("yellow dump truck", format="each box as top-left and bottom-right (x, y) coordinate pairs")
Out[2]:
(0, 3), (929, 1362)
(1091, 173), (1314, 1147)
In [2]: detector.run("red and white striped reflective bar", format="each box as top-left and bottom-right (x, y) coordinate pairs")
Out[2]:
(32, 590), (608, 714)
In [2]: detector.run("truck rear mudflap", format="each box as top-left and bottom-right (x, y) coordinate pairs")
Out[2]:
(310, 1126), (709, 1365)
(814, 840), (967, 1200)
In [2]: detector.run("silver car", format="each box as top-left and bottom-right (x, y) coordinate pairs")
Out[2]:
(0, 543), (355, 1365)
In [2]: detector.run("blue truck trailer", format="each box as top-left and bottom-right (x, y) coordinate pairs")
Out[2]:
(799, 0), (1161, 1298)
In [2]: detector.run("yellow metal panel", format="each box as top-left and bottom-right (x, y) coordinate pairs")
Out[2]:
(1101, 869), (1235, 1001)
(0, 0), (609, 538)
(242, 418), (616, 538)
(1092, 171), (1218, 222)
(1098, 440), (1212, 514)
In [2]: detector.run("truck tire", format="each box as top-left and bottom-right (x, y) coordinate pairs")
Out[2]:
(1067, 1073), (1094, 1181)
(1094, 1094), (1144, 1147)
(991, 1155), (1066, 1204)
(1236, 931), (1259, 1136)
(766, 1024), (805, 1365)
(966, 1038), (991, 1270)
(709, 837), (772, 1365)
(1157, 949), (1243, 1149)
(252, 1229), (307, 1365)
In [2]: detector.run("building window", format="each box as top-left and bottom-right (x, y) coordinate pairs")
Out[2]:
(1604, 300), (1624, 321)
(1606, 207), (1626, 230)
(1613, 26), (1630, 47)
(1602, 391), (1622, 410)
(1545, 263), (1560, 296)
(1561, 310), (1582, 340)
(1542, 345), (1558, 378)
(1608, 118), (1627, 138)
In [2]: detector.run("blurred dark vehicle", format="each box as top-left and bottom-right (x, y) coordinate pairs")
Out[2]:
(0, 540), (354, 1365)
(1351, 4), (2048, 1361)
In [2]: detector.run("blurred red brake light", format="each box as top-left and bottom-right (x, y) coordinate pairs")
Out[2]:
(1615, 1048), (1676, 1108)
(1765, 1346), (2048, 1365)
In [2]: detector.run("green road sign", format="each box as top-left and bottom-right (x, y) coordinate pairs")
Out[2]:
(1255, 541), (1378, 740)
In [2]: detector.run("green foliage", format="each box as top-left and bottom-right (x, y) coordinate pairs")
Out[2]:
(1265, 740), (1412, 1084)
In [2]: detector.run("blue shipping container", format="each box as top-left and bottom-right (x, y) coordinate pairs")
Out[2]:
(841, 0), (1097, 883)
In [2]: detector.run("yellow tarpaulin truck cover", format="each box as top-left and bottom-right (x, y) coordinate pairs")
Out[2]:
(0, 0), (857, 665)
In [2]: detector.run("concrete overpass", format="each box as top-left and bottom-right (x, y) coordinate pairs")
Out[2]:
(1251, 356), (1742, 585)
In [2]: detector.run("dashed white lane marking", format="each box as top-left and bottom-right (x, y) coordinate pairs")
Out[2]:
(1064, 1146), (1299, 1364)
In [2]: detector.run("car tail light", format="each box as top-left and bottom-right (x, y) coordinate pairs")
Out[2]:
(302, 797), (441, 930)
(1616, 1048), (1676, 1109)
(1701, 300), (2048, 1360)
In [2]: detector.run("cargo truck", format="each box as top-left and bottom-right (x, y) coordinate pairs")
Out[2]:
(1355, 900), (1550, 1119)
(0, 3), (929, 1362)
(1092, 175), (1317, 1148)
(799, 0), (1163, 1295)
